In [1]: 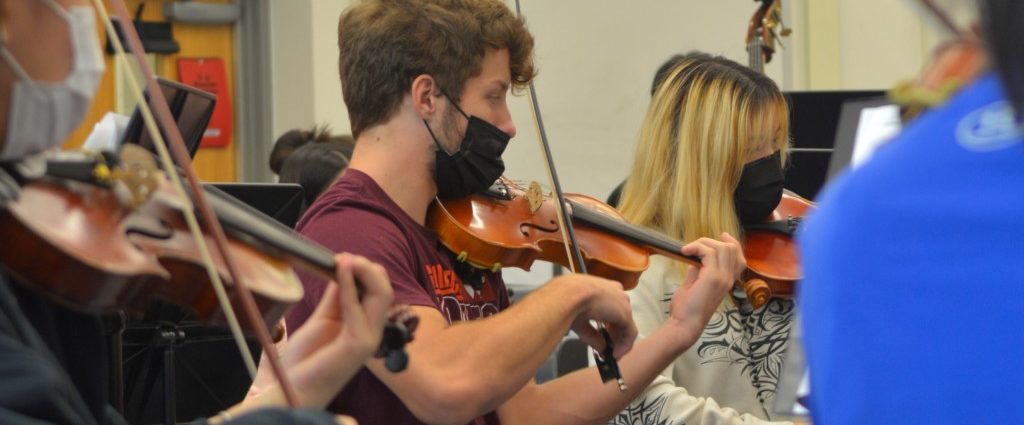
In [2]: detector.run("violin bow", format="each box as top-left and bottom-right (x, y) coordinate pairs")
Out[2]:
(93, 0), (301, 405)
(919, 0), (965, 37)
(512, 0), (627, 392)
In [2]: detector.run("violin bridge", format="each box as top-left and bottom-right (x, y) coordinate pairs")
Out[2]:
(110, 145), (163, 208)
(526, 181), (543, 214)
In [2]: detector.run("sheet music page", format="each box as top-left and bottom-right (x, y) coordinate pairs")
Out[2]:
(851, 104), (902, 167)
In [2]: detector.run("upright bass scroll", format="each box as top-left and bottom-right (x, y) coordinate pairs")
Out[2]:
(746, 0), (791, 74)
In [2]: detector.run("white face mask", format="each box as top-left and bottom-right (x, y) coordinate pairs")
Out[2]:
(0, 0), (105, 160)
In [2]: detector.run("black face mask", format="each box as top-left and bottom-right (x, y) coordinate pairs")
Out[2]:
(425, 94), (511, 199)
(734, 150), (784, 224)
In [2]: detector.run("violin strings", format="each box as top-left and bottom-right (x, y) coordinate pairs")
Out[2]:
(92, 0), (257, 378)
(524, 104), (578, 274)
(515, 0), (626, 391)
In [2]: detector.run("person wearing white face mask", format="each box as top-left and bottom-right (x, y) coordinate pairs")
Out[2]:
(0, 0), (102, 160)
(0, 1), (395, 424)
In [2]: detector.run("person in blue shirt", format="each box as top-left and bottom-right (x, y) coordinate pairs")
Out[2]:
(798, 1), (1024, 424)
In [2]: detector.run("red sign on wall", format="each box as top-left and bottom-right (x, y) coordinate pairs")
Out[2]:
(177, 58), (233, 148)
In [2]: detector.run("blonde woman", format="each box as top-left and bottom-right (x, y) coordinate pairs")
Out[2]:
(610, 52), (802, 425)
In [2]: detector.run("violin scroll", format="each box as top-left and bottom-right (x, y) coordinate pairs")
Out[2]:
(739, 191), (813, 309)
(741, 278), (771, 309)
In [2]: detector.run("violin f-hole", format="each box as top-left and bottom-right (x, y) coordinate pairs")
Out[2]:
(124, 215), (175, 240)
(519, 221), (559, 236)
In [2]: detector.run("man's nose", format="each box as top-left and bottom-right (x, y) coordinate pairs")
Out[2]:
(501, 121), (517, 139)
(497, 113), (516, 138)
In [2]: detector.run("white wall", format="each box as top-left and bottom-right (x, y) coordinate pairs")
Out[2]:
(259, 0), (972, 285)
(264, 0), (965, 198)
(501, 0), (792, 200)
(268, 0), (313, 141)
(267, 0), (353, 141)
(310, 0), (353, 135)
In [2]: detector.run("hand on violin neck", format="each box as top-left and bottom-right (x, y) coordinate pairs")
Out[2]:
(559, 274), (638, 359)
(665, 233), (745, 350)
(260, 253), (395, 408)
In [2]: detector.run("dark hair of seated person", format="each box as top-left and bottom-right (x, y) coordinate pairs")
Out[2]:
(269, 124), (355, 175)
(278, 142), (350, 209)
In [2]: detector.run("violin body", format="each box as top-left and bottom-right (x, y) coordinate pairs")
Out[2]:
(890, 37), (987, 120)
(915, 38), (987, 94)
(740, 191), (813, 308)
(428, 181), (651, 290)
(0, 173), (301, 332)
(0, 177), (168, 312)
(127, 180), (303, 331)
(0, 151), (414, 371)
(431, 180), (813, 310)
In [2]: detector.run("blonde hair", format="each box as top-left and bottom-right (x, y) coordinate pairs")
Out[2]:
(618, 53), (789, 271)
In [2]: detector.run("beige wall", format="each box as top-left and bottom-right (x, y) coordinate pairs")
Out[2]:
(310, 0), (352, 135)
(268, 0), (314, 141)
(267, 0), (353, 142)
(502, 0), (792, 198)
(264, 0), (965, 197)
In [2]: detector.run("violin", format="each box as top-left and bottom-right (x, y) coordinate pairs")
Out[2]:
(0, 154), (172, 315)
(890, 37), (987, 120)
(740, 191), (814, 309)
(0, 148), (416, 371)
(430, 180), (815, 312)
(428, 179), (703, 291)
(2, 0), (413, 407)
(889, 0), (988, 120)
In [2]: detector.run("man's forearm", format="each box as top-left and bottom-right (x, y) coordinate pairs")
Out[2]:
(500, 320), (693, 425)
(371, 276), (602, 424)
(448, 279), (594, 389)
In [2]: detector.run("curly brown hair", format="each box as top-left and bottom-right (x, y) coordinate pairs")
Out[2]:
(337, 0), (535, 138)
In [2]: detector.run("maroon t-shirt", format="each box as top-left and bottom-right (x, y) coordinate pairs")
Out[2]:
(286, 169), (509, 425)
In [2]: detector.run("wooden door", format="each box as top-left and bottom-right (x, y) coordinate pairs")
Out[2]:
(66, 0), (237, 182)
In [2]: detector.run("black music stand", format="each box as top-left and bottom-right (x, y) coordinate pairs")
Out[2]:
(784, 90), (885, 199)
(824, 97), (898, 182)
(205, 183), (305, 229)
